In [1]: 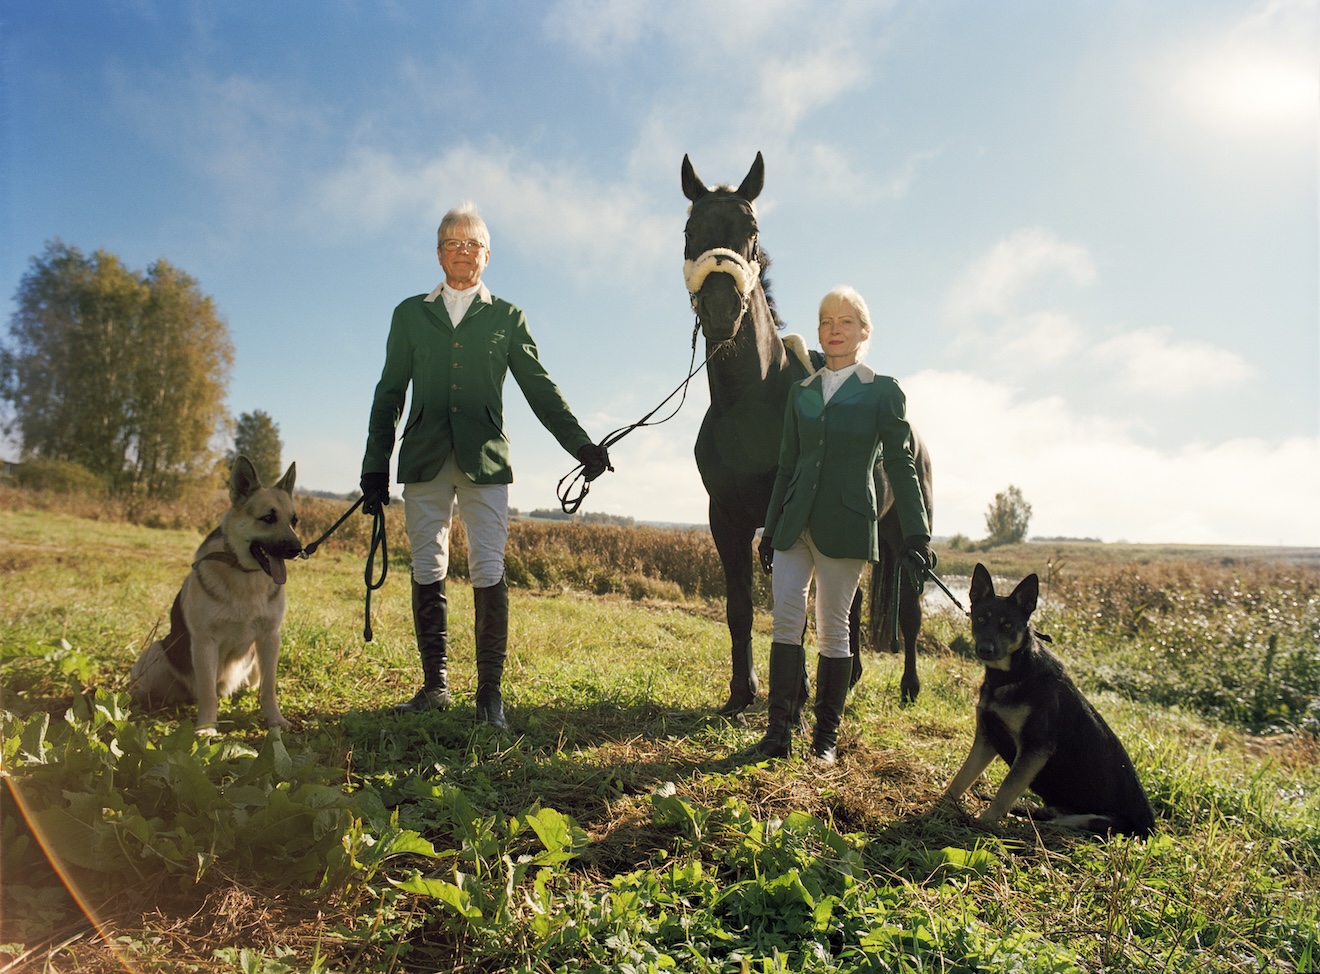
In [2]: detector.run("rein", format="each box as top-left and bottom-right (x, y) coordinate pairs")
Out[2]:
(557, 320), (718, 514)
(299, 495), (389, 642)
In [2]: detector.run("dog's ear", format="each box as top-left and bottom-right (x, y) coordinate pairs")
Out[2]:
(1010, 574), (1039, 617)
(969, 563), (994, 604)
(229, 455), (261, 504)
(273, 462), (297, 496)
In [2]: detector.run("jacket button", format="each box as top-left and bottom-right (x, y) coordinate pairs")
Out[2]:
(451, 406), (460, 413)
(451, 383), (459, 390)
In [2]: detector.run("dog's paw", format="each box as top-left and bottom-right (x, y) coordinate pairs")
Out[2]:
(195, 723), (220, 737)
(266, 715), (292, 731)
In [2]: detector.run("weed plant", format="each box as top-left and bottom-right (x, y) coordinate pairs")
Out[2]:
(2, 499), (1318, 973)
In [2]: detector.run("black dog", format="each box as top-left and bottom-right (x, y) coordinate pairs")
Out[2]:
(942, 564), (1155, 837)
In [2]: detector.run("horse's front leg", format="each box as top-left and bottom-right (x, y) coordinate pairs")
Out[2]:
(899, 578), (923, 704)
(710, 500), (758, 717)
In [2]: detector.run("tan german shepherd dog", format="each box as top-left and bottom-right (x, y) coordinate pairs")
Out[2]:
(130, 456), (302, 733)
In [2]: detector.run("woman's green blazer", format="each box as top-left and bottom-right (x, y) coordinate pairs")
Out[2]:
(762, 364), (929, 561)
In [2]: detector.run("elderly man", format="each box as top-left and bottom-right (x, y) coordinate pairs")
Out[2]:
(360, 202), (609, 728)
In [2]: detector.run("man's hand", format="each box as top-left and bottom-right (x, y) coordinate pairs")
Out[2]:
(576, 443), (612, 482)
(758, 533), (775, 574)
(360, 472), (390, 516)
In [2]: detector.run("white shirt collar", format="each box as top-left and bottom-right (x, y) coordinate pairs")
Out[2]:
(820, 362), (862, 404)
(423, 280), (492, 308)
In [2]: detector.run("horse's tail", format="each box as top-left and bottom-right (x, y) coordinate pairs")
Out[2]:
(868, 545), (899, 653)
(867, 425), (933, 653)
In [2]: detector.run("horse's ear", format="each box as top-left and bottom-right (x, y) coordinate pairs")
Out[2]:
(736, 151), (764, 202)
(681, 154), (707, 202)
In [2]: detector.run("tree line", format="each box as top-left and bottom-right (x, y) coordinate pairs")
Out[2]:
(1, 241), (285, 496)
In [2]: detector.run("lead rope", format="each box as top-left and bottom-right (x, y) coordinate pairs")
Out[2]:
(557, 320), (717, 514)
(299, 495), (388, 641)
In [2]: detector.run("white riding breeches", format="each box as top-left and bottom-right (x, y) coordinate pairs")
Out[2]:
(403, 452), (509, 589)
(770, 529), (866, 659)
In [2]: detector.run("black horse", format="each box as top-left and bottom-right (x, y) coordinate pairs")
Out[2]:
(681, 151), (934, 713)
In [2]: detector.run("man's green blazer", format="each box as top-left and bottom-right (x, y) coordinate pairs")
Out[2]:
(361, 287), (591, 485)
(762, 364), (930, 561)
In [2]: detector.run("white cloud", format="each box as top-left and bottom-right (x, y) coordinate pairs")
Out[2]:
(310, 144), (674, 283)
(901, 369), (1320, 545)
(1093, 327), (1256, 397)
(942, 230), (1257, 403)
(541, 0), (656, 54)
(945, 228), (1097, 321)
(796, 144), (941, 203)
(758, 44), (871, 132)
(977, 310), (1089, 369)
(106, 62), (324, 214)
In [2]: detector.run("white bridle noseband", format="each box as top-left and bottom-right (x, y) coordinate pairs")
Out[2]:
(682, 248), (761, 312)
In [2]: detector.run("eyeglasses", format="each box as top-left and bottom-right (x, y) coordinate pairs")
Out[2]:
(440, 239), (485, 253)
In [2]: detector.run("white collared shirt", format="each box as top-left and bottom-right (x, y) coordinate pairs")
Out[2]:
(423, 280), (491, 324)
(821, 362), (861, 404)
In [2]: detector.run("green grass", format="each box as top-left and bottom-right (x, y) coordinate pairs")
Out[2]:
(2, 508), (1318, 973)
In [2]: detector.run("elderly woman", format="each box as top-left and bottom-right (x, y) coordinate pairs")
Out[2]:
(747, 285), (933, 763)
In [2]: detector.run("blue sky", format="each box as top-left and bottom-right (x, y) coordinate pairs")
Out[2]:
(3, 1), (1317, 545)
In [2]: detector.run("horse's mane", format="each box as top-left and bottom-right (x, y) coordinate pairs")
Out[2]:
(759, 250), (785, 333)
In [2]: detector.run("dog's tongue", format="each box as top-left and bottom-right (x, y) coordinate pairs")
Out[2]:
(267, 556), (288, 586)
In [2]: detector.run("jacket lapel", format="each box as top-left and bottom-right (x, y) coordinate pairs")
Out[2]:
(421, 295), (455, 330)
(798, 371), (826, 420)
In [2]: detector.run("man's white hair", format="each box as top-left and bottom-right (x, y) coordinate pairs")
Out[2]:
(438, 201), (491, 249)
(819, 285), (873, 361)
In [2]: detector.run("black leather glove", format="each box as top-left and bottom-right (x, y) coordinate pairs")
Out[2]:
(758, 533), (775, 574)
(360, 472), (390, 516)
(900, 535), (936, 590)
(576, 442), (611, 482)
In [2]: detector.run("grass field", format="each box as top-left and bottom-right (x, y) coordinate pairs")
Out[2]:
(2, 494), (1318, 973)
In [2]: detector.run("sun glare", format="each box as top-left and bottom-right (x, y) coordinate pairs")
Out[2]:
(1175, 47), (1318, 131)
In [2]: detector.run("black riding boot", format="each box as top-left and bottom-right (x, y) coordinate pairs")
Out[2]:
(716, 638), (760, 718)
(811, 655), (853, 765)
(737, 642), (805, 761)
(473, 579), (509, 729)
(396, 578), (450, 712)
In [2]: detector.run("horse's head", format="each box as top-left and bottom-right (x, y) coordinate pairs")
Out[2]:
(681, 152), (765, 342)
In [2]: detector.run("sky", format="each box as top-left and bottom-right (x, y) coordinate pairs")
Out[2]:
(3, 0), (1318, 546)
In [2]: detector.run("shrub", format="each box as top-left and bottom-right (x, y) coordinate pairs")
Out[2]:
(12, 458), (107, 494)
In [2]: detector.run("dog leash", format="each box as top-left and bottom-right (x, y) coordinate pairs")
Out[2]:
(890, 556), (969, 645)
(557, 321), (717, 514)
(299, 495), (389, 642)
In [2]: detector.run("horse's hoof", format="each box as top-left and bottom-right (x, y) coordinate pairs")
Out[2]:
(715, 706), (751, 727)
(715, 694), (756, 720)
